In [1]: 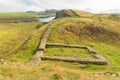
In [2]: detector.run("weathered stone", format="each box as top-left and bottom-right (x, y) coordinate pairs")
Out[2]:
(28, 26), (52, 65)
(41, 56), (108, 65)
(55, 9), (80, 19)
(27, 50), (43, 65)
(46, 43), (87, 49)
(86, 46), (97, 53)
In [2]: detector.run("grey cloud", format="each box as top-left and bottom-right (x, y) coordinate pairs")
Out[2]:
(0, 0), (120, 13)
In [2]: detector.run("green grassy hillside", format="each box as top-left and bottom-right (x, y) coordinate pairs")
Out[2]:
(0, 10), (120, 80)
(47, 17), (120, 71)
(0, 21), (48, 63)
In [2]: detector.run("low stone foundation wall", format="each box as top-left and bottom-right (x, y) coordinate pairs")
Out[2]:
(28, 26), (108, 65)
(46, 43), (87, 49)
(28, 51), (43, 65)
(45, 43), (108, 65)
(41, 56), (107, 65)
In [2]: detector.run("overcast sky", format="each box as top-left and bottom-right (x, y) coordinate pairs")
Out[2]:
(0, 0), (120, 13)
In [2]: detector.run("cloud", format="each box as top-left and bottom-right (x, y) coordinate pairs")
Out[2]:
(81, 0), (120, 13)
(0, 0), (120, 13)
(0, 0), (28, 12)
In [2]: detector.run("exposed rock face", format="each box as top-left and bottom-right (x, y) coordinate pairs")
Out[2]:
(56, 10), (70, 18)
(55, 10), (80, 18)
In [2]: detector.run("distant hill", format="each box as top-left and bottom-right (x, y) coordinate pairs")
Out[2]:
(52, 10), (120, 44)
(37, 9), (57, 17)
(55, 9), (93, 18)
(103, 9), (120, 14)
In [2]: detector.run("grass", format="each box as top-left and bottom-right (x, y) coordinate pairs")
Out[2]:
(0, 10), (120, 80)
(47, 16), (120, 71)
(0, 12), (55, 18)
(6, 23), (50, 63)
(0, 61), (120, 80)
(0, 12), (55, 23)
(45, 47), (94, 58)
(73, 10), (93, 18)
(0, 12), (39, 18)
(0, 21), (49, 63)
(0, 22), (37, 56)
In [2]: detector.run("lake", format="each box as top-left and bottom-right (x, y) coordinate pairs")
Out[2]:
(36, 17), (55, 22)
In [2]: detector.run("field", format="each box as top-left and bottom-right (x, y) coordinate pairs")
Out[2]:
(0, 10), (120, 80)
(0, 12), (39, 18)
(0, 12), (55, 18)
(0, 12), (55, 23)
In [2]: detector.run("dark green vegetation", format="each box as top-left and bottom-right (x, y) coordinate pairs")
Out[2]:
(0, 9), (120, 80)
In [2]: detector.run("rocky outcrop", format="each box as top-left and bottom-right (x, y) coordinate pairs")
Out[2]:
(55, 10), (80, 18)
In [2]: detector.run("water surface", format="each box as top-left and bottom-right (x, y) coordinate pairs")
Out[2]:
(37, 17), (55, 22)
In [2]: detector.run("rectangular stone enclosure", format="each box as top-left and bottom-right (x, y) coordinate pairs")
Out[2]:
(41, 43), (108, 65)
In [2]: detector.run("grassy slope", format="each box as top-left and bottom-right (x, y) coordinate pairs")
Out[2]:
(7, 22), (50, 63)
(0, 10), (120, 80)
(0, 21), (48, 63)
(0, 61), (120, 80)
(47, 16), (120, 71)
(73, 10), (93, 18)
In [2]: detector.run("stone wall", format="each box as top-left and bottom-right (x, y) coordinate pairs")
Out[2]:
(28, 26), (52, 65)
